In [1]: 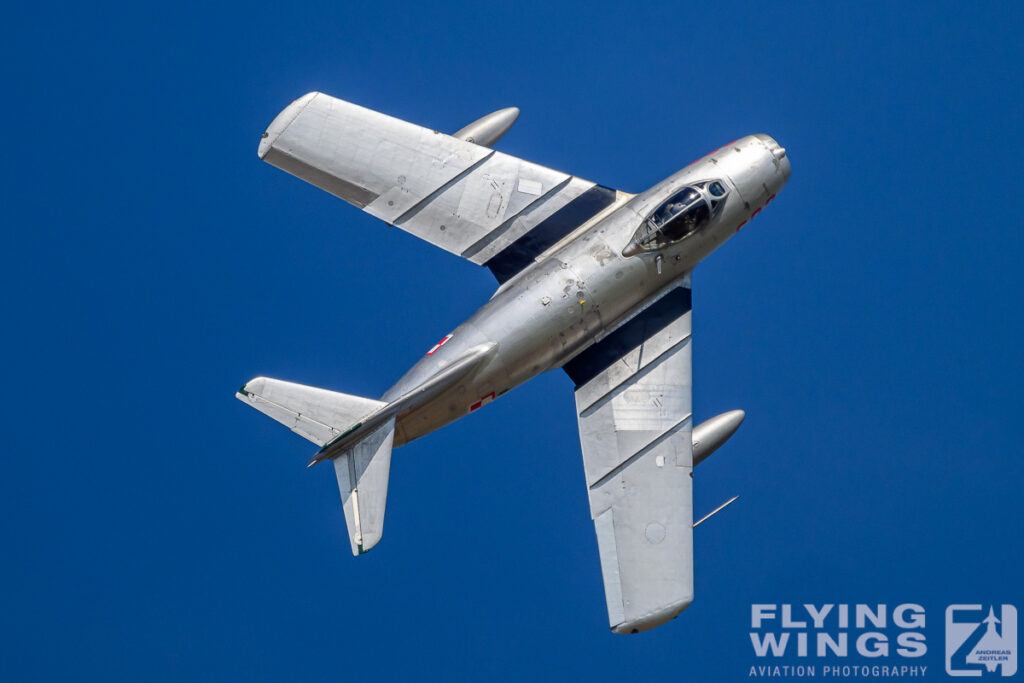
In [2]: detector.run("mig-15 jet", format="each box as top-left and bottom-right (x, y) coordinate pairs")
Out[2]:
(237, 92), (790, 633)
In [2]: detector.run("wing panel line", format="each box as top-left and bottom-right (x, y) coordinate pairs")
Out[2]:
(392, 150), (497, 227)
(576, 335), (691, 416)
(587, 412), (692, 491)
(484, 184), (617, 282)
(565, 285), (692, 389)
(578, 335), (691, 419)
(459, 176), (574, 260)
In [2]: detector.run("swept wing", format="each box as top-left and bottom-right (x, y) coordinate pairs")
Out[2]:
(563, 280), (694, 633)
(258, 92), (622, 282)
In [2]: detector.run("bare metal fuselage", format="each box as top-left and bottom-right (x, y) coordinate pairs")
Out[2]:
(241, 96), (793, 625)
(356, 134), (791, 450)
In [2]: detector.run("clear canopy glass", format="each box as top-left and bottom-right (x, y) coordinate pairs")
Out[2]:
(623, 180), (727, 255)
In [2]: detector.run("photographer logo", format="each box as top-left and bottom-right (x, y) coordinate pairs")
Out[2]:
(945, 605), (1017, 677)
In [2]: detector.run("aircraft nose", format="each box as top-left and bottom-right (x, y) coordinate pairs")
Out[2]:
(756, 134), (791, 182)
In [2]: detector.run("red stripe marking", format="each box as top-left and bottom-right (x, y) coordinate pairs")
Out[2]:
(425, 333), (453, 356)
(735, 220), (748, 232)
(470, 392), (496, 412)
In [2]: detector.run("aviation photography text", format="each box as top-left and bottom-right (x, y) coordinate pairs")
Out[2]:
(748, 603), (928, 678)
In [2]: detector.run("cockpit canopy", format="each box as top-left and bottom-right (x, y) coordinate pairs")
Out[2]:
(623, 180), (729, 256)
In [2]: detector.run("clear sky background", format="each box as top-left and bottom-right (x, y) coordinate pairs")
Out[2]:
(3, 1), (1022, 681)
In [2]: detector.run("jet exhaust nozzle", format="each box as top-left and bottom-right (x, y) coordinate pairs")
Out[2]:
(453, 107), (520, 147)
(692, 410), (745, 466)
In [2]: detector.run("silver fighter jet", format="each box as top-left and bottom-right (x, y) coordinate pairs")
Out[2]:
(238, 92), (790, 633)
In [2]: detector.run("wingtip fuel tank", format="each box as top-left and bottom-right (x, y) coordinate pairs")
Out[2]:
(453, 107), (520, 147)
(692, 410), (745, 466)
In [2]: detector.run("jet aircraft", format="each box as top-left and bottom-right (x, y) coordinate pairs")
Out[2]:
(238, 92), (790, 633)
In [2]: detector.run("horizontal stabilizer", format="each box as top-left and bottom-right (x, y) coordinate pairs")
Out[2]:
(236, 377), (385, 446)
(334, 417), (396, 555)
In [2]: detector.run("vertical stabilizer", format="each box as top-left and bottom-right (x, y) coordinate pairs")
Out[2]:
(333, 417), (396, 555)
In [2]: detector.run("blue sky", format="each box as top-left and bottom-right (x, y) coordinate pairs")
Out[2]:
(3, 1), (1022, 680)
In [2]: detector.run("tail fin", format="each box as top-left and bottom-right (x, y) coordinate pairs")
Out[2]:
(334, 417), (395, 555)
(236, 377), (394, 555)
(236, 377), (384, 446)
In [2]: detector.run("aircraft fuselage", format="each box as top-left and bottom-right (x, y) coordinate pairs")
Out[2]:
(378, 134), (790, 447)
